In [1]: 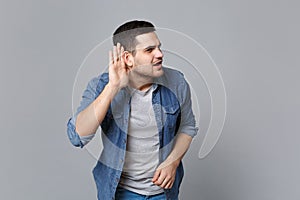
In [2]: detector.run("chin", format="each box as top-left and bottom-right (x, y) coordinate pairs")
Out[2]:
(153, 68), (164, 77)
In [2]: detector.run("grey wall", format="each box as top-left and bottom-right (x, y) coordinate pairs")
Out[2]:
(1, 0), (299, 199)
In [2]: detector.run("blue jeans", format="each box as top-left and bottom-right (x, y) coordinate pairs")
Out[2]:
(115, 187), (167, 200)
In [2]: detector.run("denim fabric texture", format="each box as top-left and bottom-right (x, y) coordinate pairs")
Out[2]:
(115, 186), (172, 200)
(67, 67), (198, 200)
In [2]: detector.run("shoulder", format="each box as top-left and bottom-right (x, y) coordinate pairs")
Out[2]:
(85, 73), (109, 95)
(88, 73), (108, 86)
(156, 67), (187, 89)
(156, 66), (191, 102)
(162, 67), (185, 81)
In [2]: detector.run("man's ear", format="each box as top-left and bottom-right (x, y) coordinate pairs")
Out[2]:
(123, 51), (134, 68)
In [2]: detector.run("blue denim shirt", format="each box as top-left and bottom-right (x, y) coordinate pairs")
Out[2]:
(67, 67), (198, 200)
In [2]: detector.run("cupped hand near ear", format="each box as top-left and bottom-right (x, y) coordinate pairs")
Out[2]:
(108, 43), (130, 90)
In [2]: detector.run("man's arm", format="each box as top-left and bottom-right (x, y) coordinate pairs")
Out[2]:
(74, 43), (129, 137)
(152, 133), (192, 189)
(75, 83), (118, 136)
(152, 73), (198, 189)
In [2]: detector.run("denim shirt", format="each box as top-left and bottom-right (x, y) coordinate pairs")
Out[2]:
(67, 67), (198, 200)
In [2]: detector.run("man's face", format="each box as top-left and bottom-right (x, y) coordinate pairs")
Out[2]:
(130, 32), (164, 79)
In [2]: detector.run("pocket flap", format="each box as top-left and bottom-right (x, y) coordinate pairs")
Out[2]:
(163, 104), (180, 114)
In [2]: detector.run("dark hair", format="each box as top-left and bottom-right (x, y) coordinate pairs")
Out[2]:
(113, 20), (156, 53)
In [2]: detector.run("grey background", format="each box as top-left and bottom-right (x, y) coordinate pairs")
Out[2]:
(1, 0), (299, 199)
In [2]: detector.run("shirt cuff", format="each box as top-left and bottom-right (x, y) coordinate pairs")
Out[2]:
(79, 133), (95, 146)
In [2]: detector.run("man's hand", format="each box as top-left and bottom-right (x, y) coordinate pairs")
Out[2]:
(152, 158), (180, 189)
(108, 43), (129, 90)
(152, 133), (193, 189)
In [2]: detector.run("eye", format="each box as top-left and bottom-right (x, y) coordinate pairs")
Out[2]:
(145, 48), (154, 53)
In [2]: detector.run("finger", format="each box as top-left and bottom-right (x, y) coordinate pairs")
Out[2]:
(152, 170), (160, 183)
(109, 50), (113, 66)
(165, 181), (173, 189)
(113, 45), (118, 63)
(154, 172), (166, 185)
(160, 178), (169, 188)
(116, 43), (121, 59)
(120, 46), (125, 66)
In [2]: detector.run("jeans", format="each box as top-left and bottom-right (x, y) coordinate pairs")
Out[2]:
(115, 187), (167, 200)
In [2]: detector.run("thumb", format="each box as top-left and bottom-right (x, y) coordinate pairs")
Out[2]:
(152, 169), (161, 182)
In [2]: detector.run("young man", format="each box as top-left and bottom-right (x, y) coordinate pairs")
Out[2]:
(67, 20), (198, 200)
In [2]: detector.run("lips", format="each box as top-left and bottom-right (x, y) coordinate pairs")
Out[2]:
(153, 60), (163, 66)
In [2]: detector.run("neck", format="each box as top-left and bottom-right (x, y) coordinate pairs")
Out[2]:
(128, 70), (154, 91)
(129, 81), (153, 91)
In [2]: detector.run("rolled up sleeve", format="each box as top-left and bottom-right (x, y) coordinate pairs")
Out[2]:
(177, 77), (199, 138)
(66, 75), (102, 148)
(67, 117), (84, 147)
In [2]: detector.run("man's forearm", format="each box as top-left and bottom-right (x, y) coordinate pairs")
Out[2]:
(152, 133), (193, 188)
(75, 83), (119, 136)
(158, 133), (193, 169)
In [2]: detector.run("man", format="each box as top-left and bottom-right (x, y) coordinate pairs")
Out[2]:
(67, 20), (198, 200)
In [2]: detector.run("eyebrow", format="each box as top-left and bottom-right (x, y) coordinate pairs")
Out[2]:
(144, 43), (162, 50)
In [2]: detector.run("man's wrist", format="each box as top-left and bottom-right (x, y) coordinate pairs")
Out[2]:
(106, 82), (120, 97)
(165, 156), (181, 167)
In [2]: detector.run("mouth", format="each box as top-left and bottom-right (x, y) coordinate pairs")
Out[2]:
(153, 60), (163, 66)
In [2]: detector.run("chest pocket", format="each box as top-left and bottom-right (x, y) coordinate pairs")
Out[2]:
(162, 103), (181, 133)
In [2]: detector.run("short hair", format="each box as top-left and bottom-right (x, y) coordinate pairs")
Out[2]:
(113, 20), (156, 53)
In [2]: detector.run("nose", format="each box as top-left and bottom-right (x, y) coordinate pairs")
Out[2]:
(155, 48), (163, 58)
